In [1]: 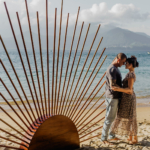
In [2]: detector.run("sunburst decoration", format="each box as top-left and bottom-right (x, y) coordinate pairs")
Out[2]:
(0, 0), (108, 149)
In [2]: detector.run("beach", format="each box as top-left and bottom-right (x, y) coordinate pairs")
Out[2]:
(0, 103), (150, 150)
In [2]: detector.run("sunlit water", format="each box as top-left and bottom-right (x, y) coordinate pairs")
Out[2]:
(0, 48), (150, 105)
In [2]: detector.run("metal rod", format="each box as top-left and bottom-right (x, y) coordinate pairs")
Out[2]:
(36, 11), (46, 119)
(0, 128), (29, 145)
(0, 135), (27, 148)
(59, 7), (80, 114)
(0, 59), (34, 124)
(0, 106), (31, 136)
(51, 8), (57, 115)
(71, 72), (106, 120)
(56, 13), (69, 115)
(79, 117), (105, 135)
(62, 21), (84, 115)
(70, 50), (106, 119)
(0, 93), (33, 133)
(72, 57), (117, 123)
(76, 93), (105, 127)
(0, 78), (32, 127)
(77, 100), (105, 128)
(67, 24), (101, 117)
(3, 3), (39, 122)
(70, 38), (104, 113)
(16, 12), (44, 120)
(74, 81), (106, 123)
(80, 133), (102, 143)
(46, 0), (49, 116)
(54, 0), (63, 115)
(78, 108), (106, 132)
(70, 54), (107, 119)
(65, 24), (91, 116)
(0, 118), (29, 140)
(24, 0), (43, 119)
(79, 126), (103, 139)
(0, 145), (25, 150)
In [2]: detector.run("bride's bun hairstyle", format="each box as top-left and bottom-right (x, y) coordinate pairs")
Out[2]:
(126, 56), (139, 68)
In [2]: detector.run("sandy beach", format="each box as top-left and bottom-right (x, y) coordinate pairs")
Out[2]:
(0, 103), (150, 150)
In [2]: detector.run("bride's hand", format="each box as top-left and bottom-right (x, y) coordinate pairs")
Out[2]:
(111, 86), (119, 91)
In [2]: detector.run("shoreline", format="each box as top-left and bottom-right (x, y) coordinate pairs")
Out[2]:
(0, 103), (150, 123)
(0, 97), (149, 106)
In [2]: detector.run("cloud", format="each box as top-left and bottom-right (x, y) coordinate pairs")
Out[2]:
(68, 2), (150, 25)
(0, 0), (51, 26)
(1, 1), (150, 37)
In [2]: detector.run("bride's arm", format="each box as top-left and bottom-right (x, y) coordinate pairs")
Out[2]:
(111, 78), (134, 94)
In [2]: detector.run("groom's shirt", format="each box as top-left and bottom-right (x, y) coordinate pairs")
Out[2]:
(105, 64), (122, 99)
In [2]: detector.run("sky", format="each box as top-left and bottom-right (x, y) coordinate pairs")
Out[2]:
(1, 0), (150, 38)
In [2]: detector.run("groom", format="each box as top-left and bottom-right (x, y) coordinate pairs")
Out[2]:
(101, 53), (127, 144)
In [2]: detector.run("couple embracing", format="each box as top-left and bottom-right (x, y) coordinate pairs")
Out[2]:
(101, 53), (139, 145)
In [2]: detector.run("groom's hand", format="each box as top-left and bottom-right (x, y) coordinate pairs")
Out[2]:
(111, 86), (119, 91)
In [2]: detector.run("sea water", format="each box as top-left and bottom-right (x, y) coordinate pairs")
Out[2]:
(0, 49), (150, 104)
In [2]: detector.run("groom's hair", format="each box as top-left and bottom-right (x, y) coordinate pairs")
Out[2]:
(116, 53), (127, 60)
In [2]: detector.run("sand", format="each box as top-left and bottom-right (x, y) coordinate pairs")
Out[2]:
(0, 105), (150, 150)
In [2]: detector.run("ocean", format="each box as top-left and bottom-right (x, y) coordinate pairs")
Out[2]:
(0, 48), (150, 104)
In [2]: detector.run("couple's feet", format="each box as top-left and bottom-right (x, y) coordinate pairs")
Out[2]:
(102, 137), (138, 145)
(102, 137), (121, 145)
(127, 136), (138, 145)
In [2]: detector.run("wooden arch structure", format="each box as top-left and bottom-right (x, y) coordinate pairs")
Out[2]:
(0, 0), (108, 149)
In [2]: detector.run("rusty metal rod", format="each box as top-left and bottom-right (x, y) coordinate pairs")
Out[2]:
(24, 0), (43, 119)
(51, 8), (57, 115)
(0, 2), (36, 120)
(62, 21), (84, 115)
(36, 11), (46, 119)
(79, 117), (105, 135)
(79, 126), (103, 139)
(0, 128), (29, 145)
(54, 0), (63, 115)
(16, 12), (44, 120)
(78, 108), (106, 132)
(0, 106), (31, 136)
(77, 100), (105, 129)
(70, 38), (104, 115)
(46, 0), (49, 116)
(0, 118), (29, 140)
(0, 135), (27, 148)
(73, 57), (117, 123)
(0, 79), (32, 127)
(70, 54), (107, 119)
(0, 93), (33, 133)
(76, 93), (105, 127)
(67, 24), (101, 117)
(80, 133), (102, 143)
(74, 81), (106, 123)
(56, 13), (69, 115)
(65, 24), (91, 116)
(70, 51), (106, 119)
(59, 7), (80, 114)
(71, 72), (106, 120)
(0, 59), (35, 124)
(0, 145), (25, 150)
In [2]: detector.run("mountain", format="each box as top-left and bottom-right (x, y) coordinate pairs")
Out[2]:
(136, 32), (150, 38)
(100, 27), (150, 48)
(1, 27), (150, 51)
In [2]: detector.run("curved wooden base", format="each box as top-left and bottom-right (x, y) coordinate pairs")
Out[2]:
(22, 115), (80, 150)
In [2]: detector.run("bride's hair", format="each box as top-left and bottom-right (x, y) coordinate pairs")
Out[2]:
(127, 56), (139, 68)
